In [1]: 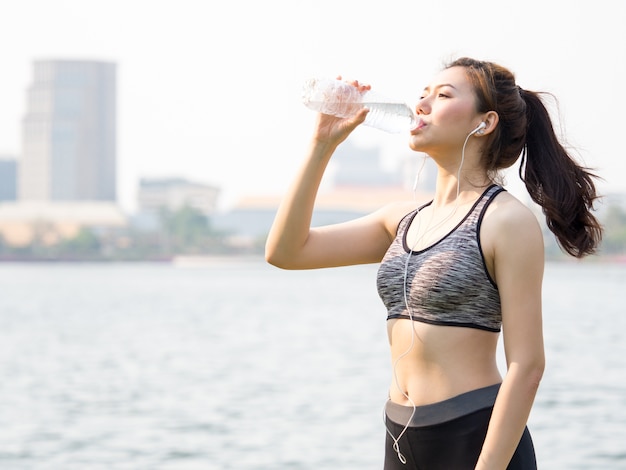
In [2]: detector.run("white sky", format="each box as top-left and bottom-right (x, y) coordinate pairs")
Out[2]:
(0, 0), (624, 212)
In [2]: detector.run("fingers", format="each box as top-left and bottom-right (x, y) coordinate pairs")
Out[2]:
(352, 107), (370, 123)
(348, 79), (371, 93)
(313, 107), (369, 145)
(339, 108), (369, 135)
(335, 75), (371, 92)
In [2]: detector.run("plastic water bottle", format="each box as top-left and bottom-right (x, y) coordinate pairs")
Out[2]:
(301, 77), (417, 133)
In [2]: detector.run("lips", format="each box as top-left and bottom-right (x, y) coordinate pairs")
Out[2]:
(410, 118), (427, 134)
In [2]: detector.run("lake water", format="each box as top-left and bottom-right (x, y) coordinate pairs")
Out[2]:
(0, 260), (624, 469)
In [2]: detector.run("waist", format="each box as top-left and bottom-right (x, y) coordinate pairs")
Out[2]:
(385, 383), (501, 427)
(386, 313), (501, 333)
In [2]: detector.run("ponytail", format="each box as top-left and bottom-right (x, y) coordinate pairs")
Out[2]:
(446, 58), (603, 258)
(519, 89), (602, 258)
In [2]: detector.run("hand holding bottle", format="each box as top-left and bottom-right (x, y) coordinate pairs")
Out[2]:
(311, 77), (371, 147)
(302, 77), (417, 134)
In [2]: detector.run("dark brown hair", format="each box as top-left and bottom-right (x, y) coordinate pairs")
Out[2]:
(447, 57), (602, 258)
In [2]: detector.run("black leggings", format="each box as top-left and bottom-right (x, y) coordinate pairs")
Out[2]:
(384, 387), (537, 470)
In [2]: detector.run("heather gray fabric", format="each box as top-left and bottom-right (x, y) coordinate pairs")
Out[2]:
(377, 185), (505, 332)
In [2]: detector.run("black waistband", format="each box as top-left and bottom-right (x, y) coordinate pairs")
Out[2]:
(385, 383), (501, 427)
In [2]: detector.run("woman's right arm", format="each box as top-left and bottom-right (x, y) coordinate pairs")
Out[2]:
(265, 92), (399, 270)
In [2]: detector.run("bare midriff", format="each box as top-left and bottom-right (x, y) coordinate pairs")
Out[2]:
(387, 318), (502, 406)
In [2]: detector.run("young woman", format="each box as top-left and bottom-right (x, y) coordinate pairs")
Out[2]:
(265, 58), (602, 469)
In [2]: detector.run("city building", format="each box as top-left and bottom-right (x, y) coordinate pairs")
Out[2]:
(212, 140), (433, 241)
(19, 59), (117, 202)
(0, 201), (126, 247)
(137, 177), (220, 216)
(0, 156), (17, 201)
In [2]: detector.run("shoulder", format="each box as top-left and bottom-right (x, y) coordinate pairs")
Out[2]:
(483, 190), (542, 239)
(375, 200), (420, 239)
(482, 190), (544, 280)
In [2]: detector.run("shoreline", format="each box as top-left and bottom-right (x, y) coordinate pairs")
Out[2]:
(0, 253), (624, 265)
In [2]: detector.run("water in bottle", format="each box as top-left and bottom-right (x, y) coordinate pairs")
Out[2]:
(301, 78), (417, 133)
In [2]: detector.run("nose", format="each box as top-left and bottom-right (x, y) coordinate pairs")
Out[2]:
(415, 96), (430, 116)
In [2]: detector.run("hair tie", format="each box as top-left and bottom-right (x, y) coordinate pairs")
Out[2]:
(517, 85), (524, 96)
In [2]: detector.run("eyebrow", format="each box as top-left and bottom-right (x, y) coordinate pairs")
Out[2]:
(422, 83), (458, 93)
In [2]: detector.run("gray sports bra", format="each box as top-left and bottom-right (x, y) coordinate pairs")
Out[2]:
(376, 185), (504, 332)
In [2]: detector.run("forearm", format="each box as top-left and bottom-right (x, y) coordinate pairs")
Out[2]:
(476, 363), (543, 469)
(265, 139), (337, 268)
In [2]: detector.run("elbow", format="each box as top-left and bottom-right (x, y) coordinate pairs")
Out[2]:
(264, 241), (294, 269)
(265, 250), (286, 269)
(509, 355), (545, 395)
(528, 363), (545, 393)
(265, 231), (315, 269)
(265, 248), (308, 270)
(520, 358), (545, 394)
(264, 234), (282, 268)
(264, 243), (282, 268)
(524, 352), (545, 390)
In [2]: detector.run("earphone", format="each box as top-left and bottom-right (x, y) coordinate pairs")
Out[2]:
(470, 121), (487, 136)
(385, 121), (484, 464)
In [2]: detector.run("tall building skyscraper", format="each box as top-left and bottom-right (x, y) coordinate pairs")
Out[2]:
(19, 60), (116, 201)
(0, 156), (17, 201)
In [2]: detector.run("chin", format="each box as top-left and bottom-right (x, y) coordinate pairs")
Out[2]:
(408, 138), (424, 152)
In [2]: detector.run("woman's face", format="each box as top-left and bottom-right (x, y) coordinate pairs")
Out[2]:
(409, 66), (482, 156)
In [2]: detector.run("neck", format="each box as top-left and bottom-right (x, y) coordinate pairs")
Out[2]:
(432, 172), (492, 207)
(427, 140), (488, 205)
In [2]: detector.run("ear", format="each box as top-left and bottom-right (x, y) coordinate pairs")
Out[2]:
(478, 111), (499, 136)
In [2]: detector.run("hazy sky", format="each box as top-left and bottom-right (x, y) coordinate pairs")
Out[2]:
(0, 0), (624, 211)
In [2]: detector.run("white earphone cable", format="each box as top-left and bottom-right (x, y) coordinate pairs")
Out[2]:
(384, 129), (477, 464)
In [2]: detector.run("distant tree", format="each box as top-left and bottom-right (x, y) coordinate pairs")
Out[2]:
(60, 228), (102, 256)
(600, 204), (626, 255)
(159, 205), (213, 254)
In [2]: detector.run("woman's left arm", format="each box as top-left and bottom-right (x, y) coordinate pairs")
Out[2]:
(476, 198), (546, 470)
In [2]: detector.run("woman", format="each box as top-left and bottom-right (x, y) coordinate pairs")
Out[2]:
(265, 58), (602, 469)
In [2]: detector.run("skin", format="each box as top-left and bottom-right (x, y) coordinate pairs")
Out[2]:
(265, 67), (545, 470)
